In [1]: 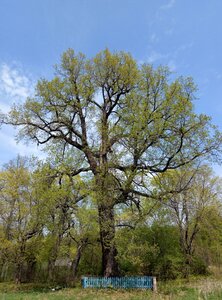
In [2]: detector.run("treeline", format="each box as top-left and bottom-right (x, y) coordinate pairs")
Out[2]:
(0, 156), (222, 284)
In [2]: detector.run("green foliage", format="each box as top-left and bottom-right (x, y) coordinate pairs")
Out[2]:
(189, 256), (208, 275)
(152, 165), (222, 277)
(116, 223), (183, 280)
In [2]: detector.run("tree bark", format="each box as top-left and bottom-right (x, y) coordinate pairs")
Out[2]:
(25, 259), (36, 282)
(47, 236), (61, 282)
(15, 261), (22, 284)
(71, 238), (88, 280)
(98, 204), (119, 277)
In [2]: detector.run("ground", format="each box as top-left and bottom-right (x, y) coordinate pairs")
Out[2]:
(0, 276), (222, 299)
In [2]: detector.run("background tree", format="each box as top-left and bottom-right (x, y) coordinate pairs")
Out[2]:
(195, 204), (222, 271)
(154, 165), (222, 276)
(32, 163), (89, 282)
(2, 49), (222, 276)
(0, 156), (41, 283)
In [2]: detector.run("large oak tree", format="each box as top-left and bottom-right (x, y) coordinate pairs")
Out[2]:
(2, 49), (222, 276)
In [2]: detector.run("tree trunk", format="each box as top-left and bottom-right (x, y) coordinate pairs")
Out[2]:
(71, 238), (88, 280)
(15, 261), (23, 284)
(98, 204), (119, 277)
(25, 258), (36, 282)
(15, 242), (26, 284)
(47, 258), (56, 282)
(47, 236), (61, 282)
(183, 253), (192, 278)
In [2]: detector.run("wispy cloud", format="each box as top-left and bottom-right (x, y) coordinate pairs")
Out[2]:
(0, 63), (40, 165)
(176, 43), (194, 52)
(160, 0), (176, 10)
(146, 42), (194, 70)
(0, 102), (10, 114)
(0, 63), (34, 103)
(168, 60), (176, 71)
(150, 33), (159, 44)
(147, 51), (177, 71)
(0, 129), (46, 166)
(147, 51), (168, 63)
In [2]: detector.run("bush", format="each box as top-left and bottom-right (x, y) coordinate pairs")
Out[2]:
(190, 256), (208, 275)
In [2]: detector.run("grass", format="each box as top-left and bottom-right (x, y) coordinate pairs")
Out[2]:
(0, 286), (155, 300)
(0, 276), (222, 300)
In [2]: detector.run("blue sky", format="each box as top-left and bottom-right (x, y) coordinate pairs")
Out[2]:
(0, 0), (222, 172)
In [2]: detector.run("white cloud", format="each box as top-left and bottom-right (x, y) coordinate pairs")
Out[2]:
(146, 42), (193, 68)
(160, 0), (176, 10)
(0, 129), (46, 166)
(150, 33), (159, 44)
(147, 51), (168, 63)
(176, 43), (194, 52)
(146, 51), (177, 71)
(0, 64), (40, 165)
(168, 59), (177, 71)
(0, 102), (10, 114)
(0, 63), (34, 103)
(9, 138), (46, 159)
